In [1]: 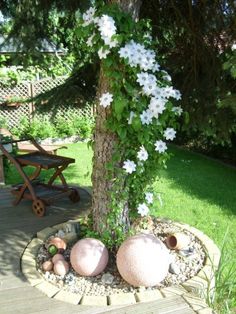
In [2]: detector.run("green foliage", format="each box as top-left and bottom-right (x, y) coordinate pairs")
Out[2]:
(140, 1), (236, 151)
(11, 114), (94, 140)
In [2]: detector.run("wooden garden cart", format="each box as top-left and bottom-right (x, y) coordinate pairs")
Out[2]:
(0, 137), (80, 217)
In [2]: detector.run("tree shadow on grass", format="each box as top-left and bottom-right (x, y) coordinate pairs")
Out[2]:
(160, 145), (236, 216)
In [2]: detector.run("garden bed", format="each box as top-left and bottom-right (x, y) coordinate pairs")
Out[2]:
(21, 217), (220, 306)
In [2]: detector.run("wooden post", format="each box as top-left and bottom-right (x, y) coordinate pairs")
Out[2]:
(0, 155), (5, 185)
(28, 82), (35, 123)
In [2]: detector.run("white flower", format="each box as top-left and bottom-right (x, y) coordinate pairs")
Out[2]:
(98, 47), (110, 59)
(140, 110), (153, 125)
(118, 47), (130, 59)
(164, 128), (176, 141)
(118, 40), (157, 71)
(162, 70), (172, 82)
(104, 38), (118, 48)
(128, 111), (135, 124)
(137, 146), (148, 161)
(99, 92), (113, 108)
(82, 7), (96, 26)
(142, 83), (157, 96)
(232, 43), (236, 51)
(123, 160), (136, 174)
(172, 106), (183, 116)
(137, 72), (156, 87)
(152, 63), (161, 72)
(154, 140), (167, 153)
(148, 97), (166, 117)
(137, 203), (149, 217)
(86, 33), (95, 47)
(97, 15), (117, 45)
(145, 192), (153, 204)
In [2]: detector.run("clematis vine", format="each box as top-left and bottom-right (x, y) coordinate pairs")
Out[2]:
(78, 4), (182, 219)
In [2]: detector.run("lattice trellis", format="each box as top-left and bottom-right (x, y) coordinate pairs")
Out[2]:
(32, 76), (66, 96)
(34, 103), (93, 121)
(0, 82), (29, 101)
(0, 76), (93, 128)
(0, 104), (31, 128)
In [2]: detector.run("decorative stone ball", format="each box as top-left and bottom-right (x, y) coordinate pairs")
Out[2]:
(52, 253), (65, 264)
(70, 238), (108, 276)
(53, 260), (69, 276)
(42, 260), (53, 272)
(49, 237), (67, 251)
(116, 233), (170, 287)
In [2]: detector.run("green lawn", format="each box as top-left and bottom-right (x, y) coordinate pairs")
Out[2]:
(5, 142), (236, 312)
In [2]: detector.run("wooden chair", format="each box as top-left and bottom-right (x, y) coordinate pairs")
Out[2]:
(0, 136), (80, 216)
(0, 128), (67, 185)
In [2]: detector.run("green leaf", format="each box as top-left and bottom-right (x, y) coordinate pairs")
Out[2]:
(117, 127), (127, 140)
(113, 98), (126, 115)
(132, 116), (141, 131)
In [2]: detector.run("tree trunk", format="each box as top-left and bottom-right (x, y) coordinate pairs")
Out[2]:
(92, 0), (142, 235)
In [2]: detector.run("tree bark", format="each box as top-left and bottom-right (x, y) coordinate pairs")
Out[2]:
(92, 0), (142, 235)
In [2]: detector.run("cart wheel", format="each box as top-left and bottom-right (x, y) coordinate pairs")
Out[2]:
(32, 199), (45, 217)
(69, 188), (80, 203)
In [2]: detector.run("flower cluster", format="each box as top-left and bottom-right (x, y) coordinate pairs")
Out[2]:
(97, 15), (118, 48)
(119, 40), (159, 71)
(82, 7), (96, 26)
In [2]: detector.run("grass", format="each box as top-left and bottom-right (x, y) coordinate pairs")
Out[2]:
(5, 142), (236, 313)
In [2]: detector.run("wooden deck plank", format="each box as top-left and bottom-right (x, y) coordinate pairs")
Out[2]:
(104, 295), (195, 314)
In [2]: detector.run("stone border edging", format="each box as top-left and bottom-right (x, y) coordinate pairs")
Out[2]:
(21, 220), (219, 313)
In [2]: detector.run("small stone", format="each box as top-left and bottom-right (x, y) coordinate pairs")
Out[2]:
(42, 260), (53, 271)
(101, 273), (114, 285)
(52, 254), (65, 264)
(57, 230), (65, 238)
(169, 263), (181, 275)
(53, 260), (69, 276)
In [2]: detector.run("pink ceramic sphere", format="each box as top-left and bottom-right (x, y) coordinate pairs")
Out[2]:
(53, 260), (69, 276)
(70, 238), (108, 276)
(52, 254), (65, 264)
(116, 233), (170, 287)
(49, 237), (67, 251)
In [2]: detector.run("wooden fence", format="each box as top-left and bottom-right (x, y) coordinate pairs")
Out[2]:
(0, 76), (93, 128)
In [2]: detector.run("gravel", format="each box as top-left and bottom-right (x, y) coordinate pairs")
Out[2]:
(36, 217), (206, 296)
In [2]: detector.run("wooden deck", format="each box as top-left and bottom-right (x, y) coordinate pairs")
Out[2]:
(0, 187), (204, 314)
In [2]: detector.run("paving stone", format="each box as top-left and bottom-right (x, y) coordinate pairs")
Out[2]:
(135, 289), (163, 302)
(21, 255), (36, 268)
(51, 223), (66, 231)
(197, 307), (214, 314)
(80, 295), (107, 306)
(53, 290), (82, 305)
(23, 269), (44, 286)
(26, 238), (43, 255)
(197, 265), (214, 282)
(108, 293), (136, 305)
(62, 232), (78, 244)
(21, 261), (37, 275)
(183, 293), (208, 311)
(37, 227), (55, 241)
(182, 276), (208, 298)
(161, 285), (187, 297)
(36, 281), (60, 298)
